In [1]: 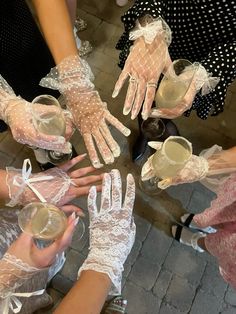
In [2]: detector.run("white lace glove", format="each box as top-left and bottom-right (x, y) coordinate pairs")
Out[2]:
(0, 75), (72, 153)
(156, 145), (236, 189)
(150, 63), (220, 119)
(112, 15), (172, 120)
(0, 214), (77, 314)
(78, 169), (136, 295)
(6, 155), (103, 209)
(40, 56), (130, 169)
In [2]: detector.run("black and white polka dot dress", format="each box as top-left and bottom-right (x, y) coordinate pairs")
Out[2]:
(116, 0), (236, 119)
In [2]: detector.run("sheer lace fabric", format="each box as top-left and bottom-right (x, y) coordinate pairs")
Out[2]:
(78, 170), (136, 295)
(6, 159), (72, 207)
(113, 26), (171, 120)
(40, 55), (130, 168)
(0, 209), (64, 314)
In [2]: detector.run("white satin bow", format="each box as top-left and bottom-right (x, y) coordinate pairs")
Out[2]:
(2, 289), (45, 314)
(193, 63), (220, 95)
(13, 159), (54, 203)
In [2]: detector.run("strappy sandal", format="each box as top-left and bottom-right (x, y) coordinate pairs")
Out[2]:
(102, 295), (127, 314)
(181, 213), (216, 234)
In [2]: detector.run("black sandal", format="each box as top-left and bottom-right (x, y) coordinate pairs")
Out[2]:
(102, 296), (127, 314)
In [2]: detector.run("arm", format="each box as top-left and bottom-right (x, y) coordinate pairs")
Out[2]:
(0, 170), (8, 201)
(32, 0), (77, 64)
(54, 271), (111, 314)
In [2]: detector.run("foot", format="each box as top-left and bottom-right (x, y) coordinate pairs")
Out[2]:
(172, 224), (206, 252)
(78, 40), (93, 57)
(115, 0), (129, 7)
(104, 296), (127, 314)
(132, 133), (148, 162)
(181, 213), (217, 234)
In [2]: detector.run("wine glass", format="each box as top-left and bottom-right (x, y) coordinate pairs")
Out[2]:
(155, 59), (197, 109)
(140, 136), (192, 195)
(18, 202), (85, 242)
(32, 95), (72, 165)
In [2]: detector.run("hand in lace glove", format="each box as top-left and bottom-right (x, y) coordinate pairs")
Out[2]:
(6, 154), (103, 212)
(78, 169), (136, 295)
(0, 75), (73, 153)
(112, 16), (172, 120)
(0, 214), (77, 313)
(150, 63), (220, 119)
(157, 145), (236, 189)
(40, 56), (130, 169)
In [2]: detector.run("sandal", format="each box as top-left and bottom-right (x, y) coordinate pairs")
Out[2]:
(172, 223), (206, 253)
(181, 213), (216, 234)
(102, 295), (127, 314)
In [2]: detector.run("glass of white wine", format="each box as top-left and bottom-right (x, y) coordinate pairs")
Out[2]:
(140, 136), (192, 195)
(155, 59), (196, 109)
(32, 95), (72, 165)
(18, 202), (85, 241)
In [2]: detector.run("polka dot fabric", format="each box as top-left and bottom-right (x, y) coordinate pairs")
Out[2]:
(117, 0), (236, 119)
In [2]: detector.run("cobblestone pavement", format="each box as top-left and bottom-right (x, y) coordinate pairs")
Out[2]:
(1, 0), (236, 313)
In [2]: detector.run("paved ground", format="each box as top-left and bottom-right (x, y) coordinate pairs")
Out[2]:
(1, 0), (236, 313)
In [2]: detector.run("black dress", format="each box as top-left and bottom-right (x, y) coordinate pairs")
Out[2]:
(0, 0), (59, 131)
(116, 0), (236, 119)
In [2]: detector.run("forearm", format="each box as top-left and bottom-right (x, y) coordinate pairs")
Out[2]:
(54, 270), (111, 314)
(32, 0), (77, 64)
(0, 170), (9, 202)
(208, 146), (236, 174)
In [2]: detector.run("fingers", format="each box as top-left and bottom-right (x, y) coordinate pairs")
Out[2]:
(59, 154), (87, 172)
(112, 71), (129, 98)
(148, 141), (163, 150)
(123, 173), (135, 214)
(157, 178), (172, 189)
(110, 169), (122, 209)
(100, 121), (121, 158)
(131, 80), (146, 120)
(83, 133), (103, 169)
(142, 85), (156, 120)
(72, 174), (103, 187)
(105, 112), (131, 137)
(93, 130), (114, 165)
(70, 184), (102, 198)
(70, 165), (97, 178)
(60, 204), (85, 217)
(123, 78), (138, 115)
(100, 173), (111, 212)
(87, 185), (98, 221)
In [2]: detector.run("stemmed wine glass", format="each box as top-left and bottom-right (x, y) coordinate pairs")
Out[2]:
(31, 94), (72, 165)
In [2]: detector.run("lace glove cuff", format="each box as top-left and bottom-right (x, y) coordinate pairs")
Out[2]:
(39, 55), (95, 94)
(0, 253), (44, 314)
(78, 249), (124, 295)
(6, 159), (72, 207)
(129, 15), (172, 45)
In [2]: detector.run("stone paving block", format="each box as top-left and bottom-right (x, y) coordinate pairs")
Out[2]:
(134, 214), (152, 242)
(126, 239), (142, 265)
(141, 226), (173, 264)
(201, 262), (227, 298)
(61, 249), (85, 281)
(220, 305), (236, 314)
(0, 151), (13, 167)
(47, 287), (63, 308)
(190, 289), (222, 314)
(0, 132), (24, 157)
(50, 273), (74, 295)
(165, 275), (196, 312)
(225, 286), (236, 306)
(86, 50), (117, 74)
(187, 189), (213, 214)
(166, 183), (194, 208)
(153, 269), (172, 299)
(164, 243), (206, 285)
(128, 255), (161, 290)
(159, 302), (186, 314)
(122, 280), (161, 314)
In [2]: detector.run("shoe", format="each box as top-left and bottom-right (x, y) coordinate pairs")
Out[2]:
(116, 0), (129, 7)
(181, 213), (217, 234)
(102, 295), (127, 314)
(159, 119), (180, 141)
(75, 18), (87, 32)
(132, 132), (148, 162)
(78, 40), (93, 57)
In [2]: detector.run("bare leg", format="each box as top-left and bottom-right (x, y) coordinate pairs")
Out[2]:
(66, 0), (77, 24)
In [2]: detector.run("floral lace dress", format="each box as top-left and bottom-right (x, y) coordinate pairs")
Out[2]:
(0, 207), (64, 314)
(194, 172), (236, 288)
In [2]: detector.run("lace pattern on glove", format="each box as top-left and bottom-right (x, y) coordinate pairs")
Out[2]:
(39, 55), (95, 93)
(129, 16), (172, 45)
(6, 159), (72, 207)
(187, 63), (220, 95)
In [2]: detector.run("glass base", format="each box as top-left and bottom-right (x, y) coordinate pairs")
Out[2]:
(139, 177), (162, 196)
(47, 150), (72, 165)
